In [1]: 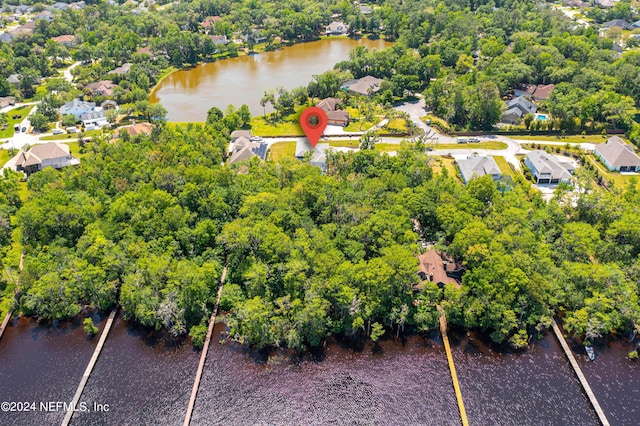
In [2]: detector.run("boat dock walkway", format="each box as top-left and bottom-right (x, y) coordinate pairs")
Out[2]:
(551, 319), (610, 426)
(61, 308), (118, 426)
(0, 311), (11, 340)
(438, 305), (468, 426)
(183, 265), (227, 426)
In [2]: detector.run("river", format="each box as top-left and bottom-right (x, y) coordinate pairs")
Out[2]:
(149, 38), (391, 121)
(2, 312), (639, 425)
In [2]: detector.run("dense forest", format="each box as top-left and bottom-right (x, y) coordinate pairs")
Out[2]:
(0, 119), (638, 350)
(0, 0), (639, 350)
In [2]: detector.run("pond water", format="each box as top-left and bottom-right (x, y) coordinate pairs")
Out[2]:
(150, 38), (392, 121)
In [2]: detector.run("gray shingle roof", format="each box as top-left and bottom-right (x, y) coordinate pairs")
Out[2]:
(457, 155), (501, 183)
(595, 136), (640, 168)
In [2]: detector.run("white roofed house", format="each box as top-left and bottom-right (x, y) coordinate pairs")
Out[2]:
(14, 142), (80, 176)
(228, 136), (268, 165)
(525, 150), (575, 185)
(594, 136), (640, 172)
(326, 21), (349, 36)
(457, 155), (501, 184)
(60, 99), (97, 120)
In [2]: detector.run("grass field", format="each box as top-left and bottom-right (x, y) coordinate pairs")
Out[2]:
(434, 141), (508, 150)
(585, 154), (640, 190)
(430, 156), (460, 181)
(493, 156), (516, 178)
(268, 141), (297, 161)
(0, 105), (35, 139)
(509, 134), (612, 144)
(0, 150), (10, 168)
(40, 129), (104, 141)
(251, 108), (306, 136)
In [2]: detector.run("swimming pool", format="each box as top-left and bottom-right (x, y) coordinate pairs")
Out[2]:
(536, 114), (549, 121)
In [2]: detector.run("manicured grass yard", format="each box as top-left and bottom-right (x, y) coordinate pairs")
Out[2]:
(430, 156), (461, 181)
(268, 141), (297, 162)
(40, 129), (104, 141)
(251, 108), (307, 137)
(435, 141), (508, 150)
(493, 156), (516, 178)
(509, 134), (611, 144)
(585, 154), (640, 190)
(0, 150), (10, 168)
(0, 105), (35, 139)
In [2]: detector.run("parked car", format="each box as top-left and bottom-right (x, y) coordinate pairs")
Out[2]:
(468, 137), (480, 143)
(52, 129), (64, 135)
(21, 127), (26, 133)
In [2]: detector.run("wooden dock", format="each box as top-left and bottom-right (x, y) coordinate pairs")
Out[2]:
(0, 311), (12, 340)
(551, 319), (610, 426)
(61, 308), (118, 426)
(183, 266), (227, 426)
(438, 305), (469, 426)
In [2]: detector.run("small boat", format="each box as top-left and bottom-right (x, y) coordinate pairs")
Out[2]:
(585, 345), (595, 361)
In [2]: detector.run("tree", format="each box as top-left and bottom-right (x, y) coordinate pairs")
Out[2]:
(206, 106), (223, 125)
(83, 318), (99, 336)
(238, 104), (251, 127)
(62, 114), (77, 127)
(359, 131), (379, 150)
(0, 77), (9, 97)
(29, 113), (49, 132)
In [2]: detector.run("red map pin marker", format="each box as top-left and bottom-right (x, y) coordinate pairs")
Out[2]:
(300, 107), (328, 147)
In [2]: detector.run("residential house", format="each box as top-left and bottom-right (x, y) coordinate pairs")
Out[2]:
(209, 35), (229, 45)
(60, 99), (97, 120)
(316, 97), (350, 126)
(230, 129), (252, 141)
(595, 0), (615, 7)
(100, 100), (118, 111)
(501, 96), (537, 124)
(14, 5), (31, 14)
(525, 150), (575, 184)
(135, 46), (153, 56)
(14, 142), (80, 176)
(85, 80), (116, 97)
(35, 11), (54, 23)
(108, 63), (132, 76)
(51, 35), (76, 47)
(594, 136), (640, 172)
(326, 21), (349, 36)
(228, 136), (268, 165)
(295, 139), (330, 171)
(415, 250), (461, 290)
(360, 5), (373, 15)
(513, 83), (536, 98)
(68, 1), (87, 10)
(602, 19), (632, 31)
(201, 16), (222, 33)
(341, 75), (383, 96)
(7, 74), (21, 86)
(51, 2), (70, 10)
(81, 110), (108, 128)
(457, 154), (502, 184)
(114, 122), (153, 139)
(0, 96), (15, 109)
(9, 22), (36, 37)
(532, 84), (555, 100)
(0, 33), (13, 43)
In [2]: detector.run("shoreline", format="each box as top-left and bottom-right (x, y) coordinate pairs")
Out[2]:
(148, 34), (390, 104)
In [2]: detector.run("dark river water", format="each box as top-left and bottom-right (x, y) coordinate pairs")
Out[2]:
(1, 313), (639, 425)
(150, 38), (392, 121)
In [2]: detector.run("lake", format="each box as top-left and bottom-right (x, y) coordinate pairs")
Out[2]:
(150, 38), (392, 122)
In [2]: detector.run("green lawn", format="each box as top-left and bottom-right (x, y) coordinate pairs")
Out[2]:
(493, 156), (515, 178)
(435, 141), (508, 150)
(40, 129), (104, 141)
(268, 141), (297, 162)
(420, 114), (451, 131)
(585, 154), (640, 190)
(0, 150), (10, 168)
(430, 156), (461, 181)
(509, 134), (611, 144)
(251, 109), (306, 137)
(0, 105), (35, 138)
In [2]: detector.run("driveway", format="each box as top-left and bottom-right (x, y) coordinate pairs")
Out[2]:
(393, 98), (457, 143)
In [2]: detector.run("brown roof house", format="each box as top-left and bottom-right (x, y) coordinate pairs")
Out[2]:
(595, 136), (640, 172)
(0, 96), (15, 109)
(51, 35), (76, 47)
(415, 250), (462, 290)
(85, 80), (116, 97)
(316, 97), (350, 126)
(108, 63), (132, 76)
(201, 16), (222, 33)
(114, 122), (153, 139)
(14, 142), (79, 176)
